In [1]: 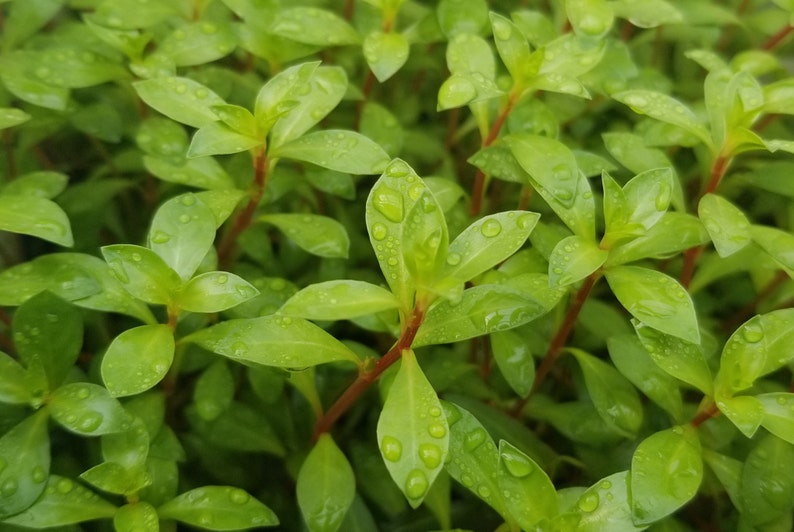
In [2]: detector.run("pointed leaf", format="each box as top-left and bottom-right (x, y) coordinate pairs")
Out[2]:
(622, 167), (674, 230)
(377, 350), (449, 509)
(612, 90), (712, 148)
(255, 62), (319, 132)
(0, 411), (50, 519)
(297, 434), (356, 532)
(49, 383), (133, 435)
(698, 193), (751, 257)
(490, 13), (533, 84)
(0, 107), (31, 129)
(270, 129), (389, 175)
(187, 121), (261, 157)
(610, 0), (682, 27)
(143, 154), (235, 190)
(158, 486), (279, 529)
(101, 325), (175, 397)
(751, 224), (794, 271)
(259, 213), (350, 259)
(739, 434), (794, 526)
(497, 440), (558, 529)
(185, 315), (360, 367)
(114, 502), (159, 532)
(133, 77), (225, 128)
(364, 31), (410, 82)
(490, 330), (535, 398)
(271, 7), (360, 46)
(101, 245), (181, 305)
(548, 235), (607, 287)
(176, 272), (258, 313)
(574, 471), (640, 531)
(565, 0), (614, 38)
(717, 395), (764, 438)
(279, 280), (399, 321)
(607, 212), (710, 266)
(757, 393), (794, 445)
(0, 195), (73, 247)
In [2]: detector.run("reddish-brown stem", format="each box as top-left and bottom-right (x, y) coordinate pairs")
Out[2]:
(511, 272), (600, 416)
(763, 24), (794, 51)
(343, 0), (355, 20)
(217, 146), (268, 269)
(690, 399), (719, 428)
(753, 113), (779, 133)
(470, 92), (519, 216)
(444, 106), (460, 151)
(517, 185), (533, 211)
(312, 305), (426, 441)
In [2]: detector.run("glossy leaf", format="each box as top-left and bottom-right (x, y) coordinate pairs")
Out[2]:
(612, 90), (712, 148)
(607, 212), (710, 265)
(698, 193), (751, 257)
(279, 280), (399, 321)
(185, 315), (360, 367)
(101, 245), (181, 305)
(0, 411), (50, 519)
(606, 266), (700, 344)
(143, 153), (235, 190)
(566, 0), (614, 38)
(630, 426), (702, 525)
(0, 475), (116, 528)
(259, 213), (350, 259)
(622, 167), (674, 231)
(0, 352), (33, 404)
(82, 461), (149, 498)
(750, 224), (794, 271)
(716, 395), (764, 438)
(158, 486), (279, 529)
(757, 393), (794, 445)
(360, 102), (404, 157)
(270, 129), (389, 175)
(271, 7), (360, 46)
(176, 271), (258, 313)
(610, 0), (682, 27)
(490, 13), (533, 85)
(0, 195), (74, 247)
(297, 434), (356, 532)
(254, 62), (318, 132)
(195, 189), (247, 228)
(548, 235), (607, 287)
(133, 77), (225, 128)
(442, 211), (539, 283)
(571, 348), (643, 438)
(156, 21), (236, 67)
(364, 31), (410, 82)
(49, 382), (133, 435)
(574, 471), (640, 531)
(0, 107), (31, 129)
(437, 0), (489, 37)
(490, 330), (535, 398)
(739, 434), (794, 526)
(505, 134), (595, 239)
(101, 325), (175, 397)
(377, 350), (449, 509)
(114, 502), (159, 532)
(0, 51), (70, 110)
(497, 440), (558, 529)
(101, 416), (150, 470)
(187, 121), (261, 157)
(148, 193), (218, 280)
(633, 321), (713, 395)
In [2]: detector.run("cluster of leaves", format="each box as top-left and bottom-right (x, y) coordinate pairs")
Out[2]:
(2, 0), (794, 530)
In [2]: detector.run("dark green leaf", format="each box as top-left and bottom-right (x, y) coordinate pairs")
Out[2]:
(49, 383), (133, 435)
(158, 486), (279, 530)
(101, 325), (175, 397)
(490, 330), (535, 398)
(698, 193), (751, 257)
(270, 130), (389, 175)
(193, 360), (235, 422)
(0, 411), (50, 519)
(279, 280), (399, 321)
(739, 434), (794, 526)
(297, 434), (356, 532)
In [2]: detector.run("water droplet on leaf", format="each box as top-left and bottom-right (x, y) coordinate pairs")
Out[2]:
(381, 436), (402, 461)
(404, 469), (429, 499)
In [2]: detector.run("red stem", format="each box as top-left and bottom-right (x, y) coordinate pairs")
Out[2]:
(312, 305), (426, 441)
(217, 146), (268, 269)
(763, 24), (794, 51)
(690, 399), (719, 428)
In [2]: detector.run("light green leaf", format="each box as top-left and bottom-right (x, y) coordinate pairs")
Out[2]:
(750, 224), (794, 271)
(490, 330), (535, 398)
(612, 90), (712, 148)
(717, 395), (764, 438)
(757, 393), (794, 445)
(442, 211), (539, 283)
(574, 471), (641, 531)
(156, 21), (236, 67)
(467, 143), (528, 183)
(739, 434), (794, 526)
(605, 266), (700, 344)
(49, 383), (132, 436)
(0, 352), (33, 404)
(0, 51), (70, 110)
(279, 280), (399, 321)
(602, 132), (676, 177)
(195, 189), (247, 228)
(607, 212), (710, 266)
(490, 13), (533, 85)
(377, 350), (448, 509)
(2, 171), (67, 199)
(3, 48), (126, 89)
(114, 502), (159, 532)
(571, 348), (643, 438)
(176, 272), (258, 313)
(0, 253), (99, 306)
(548, 235), (607, 287)
(158, 486), (279, 529)
(437, 0), (489, 37)
(148, 193), (218, 280)
(0, 195), (73, 247)
(622, 167), (674, 230)
(270, 129), (389, 175)
(1, 475), (117, 528)
(254, 62), (319, 133)
(610, 0), (682, 27)
(143, 154), (235, 190)
(364, 31), (410, 82)
(702, 450), (742, 510)
(101, 416), (150, 470)
(259, 213), (350, 259)
(698, 193), (751, 257)
(1, 0), (63, 49)
(271, 7), (360, 46)
(297, 434), (356, 532)
(633, 321), (712, 395)
(187, 121), (261, 157)
(0, 411), (50, 519)
(505, 134), (595, 239)
(101, 325), (175, 397)
(101, 245), (181, 305)
(0, 107), (31, 129)
(497, 440), (558, 529)
(437, 74), (485, 112)
(630, 425), (703, 525)
(185, 315), (360, 367)
(133, 77), (226, 128)
(566, 0), (614, 38)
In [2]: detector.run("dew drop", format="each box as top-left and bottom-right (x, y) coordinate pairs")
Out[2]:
(501, 449), (533, 478)
(428, 406), (442, 417)
(418, 443), (442, 469)
(741, 323), (764, 343)
(460, 473), (474, 487)
(446, 253), (462, 266)
(231, 342), (249, 357)
(777, 395), (788, 406)
(517, 213), (536, 229)
(578, 492), (600, 513)
(600, 480), (612, 490)
(56, 477), (74, 494)
(480, 219), (502, 238)
(428, 423), (447, 439)
(380, 435), (403, 461)
(181, 194), (196, 206)
(372, 185), (404, 222)
(175, 84), (187, 95)
(151, 230), (171, 244)
(404, 469), (429, 499)
(656, 181), (672, 211)
(178, 214), (191, 224)
(1, 479), (18, 496)
(31, 466), (47, 483)
(464, 428), (487, 451)
(216, 274), (229, 285)
(229, 488), (249, 504)
(385, 160), (410, 177)
(492, 17), (512, 40)
(477, 484), (492, 498)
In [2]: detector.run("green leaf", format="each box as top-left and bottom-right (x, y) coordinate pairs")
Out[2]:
(438, 34), (502, 110)
(88, 0), (185, 29)
(497, 440), (558, 529)
(271, 7), (360, 46)
(101, 325), (175, 397)
(187, 121), (261, 158)
(49, 383), (132, 435)
(437, 0), (489, 37)
(101, 245), (181, 305)
(751, 224), (794, 271)
(297, 434), (356, 532)
(3, 48), (126, 89)
(0, 254), (99, 306)
(574, 471), (641, 531)
(490, 330), (535, 398)
(0, 195), (73, 247)
(102, 417), (150, 470)
(114, 502), (159, 532)
(607, 334), (684, 422)
(185, 315), (360, 367)
(80, 461), (149, 496)
(442, 211), (539, 283)
(548, 235), (607, 287)
(133, 77), (226, 128)
(0, 51), (70, 110)
(377, 350), (449, 509)
(505, 134), (595, 239)
(490, 13), (533, 85)
(0, 411), (50, 519)
(12, 291), (82, 389)
(702, 450), (743, 510)
(143, 154), (235, 190)
(633, 321), (713, 395)
(415, 274), (564, 346)
(1, 0), (63, 50)
(570, 348), (643, 438)
(194, 360), (235, 421)
(630, 425), (703, 525)
(739, 434), (794, 526)
(605, 266), (700, 344)
(270, 129), (389, 175)
(602, 131), (676, 179)
(757, 393), (794, 445)
(612, 90), (712, 148)
(259, 213), (350, 259)
(0, 107), (31, 129)
(193, 401), (285, 456)
(195, 189), (247, 228)
(717, 395), (764, 438)
(1, 475), (117, 528)
(176, 272), (258, 313)
(360, 102), (404, 157)
(148, 193), (218, 280)
(698, 194), (751, 257)
(1, 171), (67, 199)
(279, 280), (399, 321)
(0, 352), (33, 405)
(622, 167), (674, 230)
(364, 31), (410, 82)
(715, 309), (794, 394)
(610, 0), (682, 28)
(565, 0), (614, 38)
(254, 62), (319, 133)
(156, 21), (236, 67)
(158, 486), (278, 530)
(607, 212), (710, 266)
